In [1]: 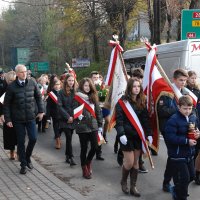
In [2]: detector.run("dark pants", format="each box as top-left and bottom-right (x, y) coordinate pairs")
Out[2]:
(52, 118), (60, 139)
(171, 158), (195, 200)
(78, 132), (98, 166)
(14, 120), (37, 167)
(163, 133), (173, 184)
(63, 128), (74, 158)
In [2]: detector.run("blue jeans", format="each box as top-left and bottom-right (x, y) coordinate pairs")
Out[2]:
(14, 120), (37, 167)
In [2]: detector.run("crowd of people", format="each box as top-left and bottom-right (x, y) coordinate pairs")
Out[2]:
(0, 63), (200, 200)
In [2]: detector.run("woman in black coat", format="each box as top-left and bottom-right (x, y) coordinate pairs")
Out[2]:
(58, 74), (77, 166)
(46, 79), (62, 149)
(115, 78), (153, 197)
(0, 71), (17, 160)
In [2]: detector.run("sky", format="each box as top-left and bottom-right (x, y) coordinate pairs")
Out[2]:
(0, 0), (11, 13)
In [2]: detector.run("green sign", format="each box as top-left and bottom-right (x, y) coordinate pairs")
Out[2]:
(181, 9), (200, 40)
(30, 62), (49, 72)
(17, 48), (30, 65)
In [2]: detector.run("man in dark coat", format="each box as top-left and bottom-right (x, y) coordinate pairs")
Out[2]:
(3, 64), (44, 174)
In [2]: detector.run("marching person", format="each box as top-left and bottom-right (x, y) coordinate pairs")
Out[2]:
(74, 77), (103, 179)
(165, 95), (200, 200)
(0, 71), (17, 160)
(157, 69), (189, 192)
(58, 73), (77, 166)
(3, 64), (44, 174)
(46, 79), (62, 149)
(186, 70), (200, 185)
(115, 78), (153, 197)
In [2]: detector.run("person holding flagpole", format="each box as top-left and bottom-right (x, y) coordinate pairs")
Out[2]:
(58, 74), (77, 166)
(74, 77), (103, 179)
(115, 78), (153, 197)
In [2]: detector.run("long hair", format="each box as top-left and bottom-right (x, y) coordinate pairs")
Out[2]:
(63, 73), (77, 96)
(187, 70), (199, 90)
(124, 78), (146, 109)
(47, 74), (59, 93)
(78, 77), (98, 103)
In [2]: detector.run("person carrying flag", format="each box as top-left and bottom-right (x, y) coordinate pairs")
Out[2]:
(115, 78), (153, 197)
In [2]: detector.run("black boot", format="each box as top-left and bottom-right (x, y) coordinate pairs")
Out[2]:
(120, 166), (129, 194)
(195, 171), (200, 185)
(66, 155), (70, 164)
(130, 168), (141, 197)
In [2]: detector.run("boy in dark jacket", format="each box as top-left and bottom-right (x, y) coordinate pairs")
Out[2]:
(165, 95), (200, 200)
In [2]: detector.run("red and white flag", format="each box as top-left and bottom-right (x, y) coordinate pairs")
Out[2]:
(142, 42), (174, 153)
(74, 104), (84, 119)
(97, 131), (106, 145)
(48, 91), (58, 104)
(104, 41), (127, 131)
(40, 87), (45, 96)
(0, 92), (5, 104)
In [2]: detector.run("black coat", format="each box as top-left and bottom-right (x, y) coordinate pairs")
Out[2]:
(46, 90), (60, 120)
(3, 78), (44, 123)
(58, 89), (75, 129)
(115, 97), (153, 138)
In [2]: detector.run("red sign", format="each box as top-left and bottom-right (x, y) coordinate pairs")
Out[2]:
(187, 32), (196, 38)
(193, 12), (200, 18)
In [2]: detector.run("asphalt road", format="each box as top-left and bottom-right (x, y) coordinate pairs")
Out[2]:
(33, 125), (200, 200)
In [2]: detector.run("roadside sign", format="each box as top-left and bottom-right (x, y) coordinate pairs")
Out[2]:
(29, 62), (49, 72)
(72, 58), (90, 68)
(181, 9), (200, 40)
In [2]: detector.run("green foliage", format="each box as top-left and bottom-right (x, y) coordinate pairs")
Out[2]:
(75, 61), (108, 81)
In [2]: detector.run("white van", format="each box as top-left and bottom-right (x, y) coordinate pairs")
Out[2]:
(123, 39), (200, 80)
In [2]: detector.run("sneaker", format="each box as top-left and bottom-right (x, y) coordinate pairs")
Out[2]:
(170, 186), (177, 200)
(162, 183), (172, 192)
(20, 167), (27, 174)
(139, 164), (148, 173)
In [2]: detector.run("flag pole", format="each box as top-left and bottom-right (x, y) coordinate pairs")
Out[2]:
(146, 142), (155, 169)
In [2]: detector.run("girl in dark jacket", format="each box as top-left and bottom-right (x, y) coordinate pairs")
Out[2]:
(58, 74), (77, 166)
(186, 70), (200, 185)
(46, 79), (62, 149)
(115, 78), (152, 197)
(74, 78), (103, 179)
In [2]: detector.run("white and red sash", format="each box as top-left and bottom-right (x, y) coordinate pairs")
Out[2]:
(40, 87), (45, 96)
(172, 84), (198, 106)
(74, 104), (84, 119)
(48, 91), (58, 104)
(118, 99), (149, 154)
(0, 92), (5, 104)
(74, 95), (96, 118)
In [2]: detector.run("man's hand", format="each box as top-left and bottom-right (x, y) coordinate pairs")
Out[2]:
(67, 117), (73, 123)
(6, 122), (13, 128)
(189, 139), (197, 146)
(36, 113), (44, 121)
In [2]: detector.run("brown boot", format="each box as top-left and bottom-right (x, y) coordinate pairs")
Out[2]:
(10, 150), (15, 160)
(55, 138), (61, 149)
(130, 168), (141, 197)
(120, 166), (129, 194)
(86, 161), (92, 176)
(82, 165), (91, 179)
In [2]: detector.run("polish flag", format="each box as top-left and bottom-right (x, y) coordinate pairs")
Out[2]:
(0, 92), (5, 104)
(142, 43), (174, 153)
(48, 91), (58, 103)
(40, 87), (45, 96)
(74, 104), (84, 119)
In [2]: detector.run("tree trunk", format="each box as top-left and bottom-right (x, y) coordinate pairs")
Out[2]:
(153, 0), (161, 44)
(189, 0), (200, 9)
(147, 0), (154, 44)
(166, 13), (172, 43)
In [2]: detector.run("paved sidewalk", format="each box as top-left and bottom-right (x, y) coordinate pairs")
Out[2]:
(0, 134), (85, 200)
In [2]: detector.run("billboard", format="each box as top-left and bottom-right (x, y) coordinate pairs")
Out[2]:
(72, 58), (90, 68)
